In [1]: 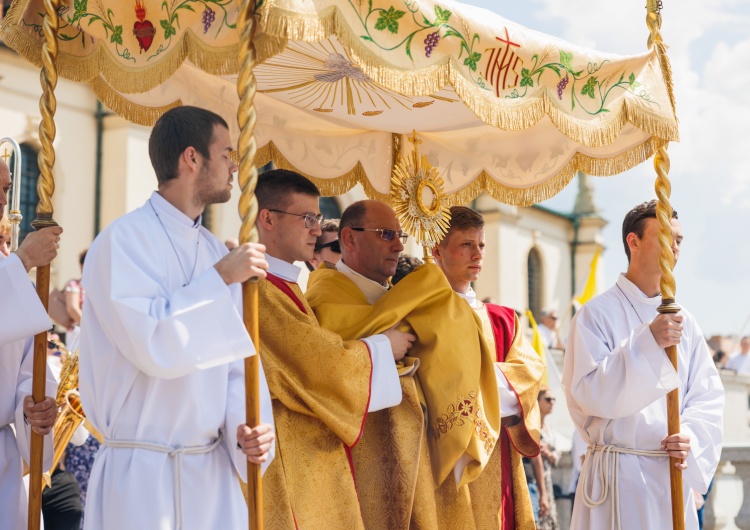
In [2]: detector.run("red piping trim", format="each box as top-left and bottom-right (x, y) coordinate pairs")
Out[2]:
(265, 273), (308, 314)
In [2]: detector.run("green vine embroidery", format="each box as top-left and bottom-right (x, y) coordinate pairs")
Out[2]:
(56, 0), (135, 62)
(351, 0), (482, 68)
(507, 49), (658, 114)
(148, 0), (240, 61)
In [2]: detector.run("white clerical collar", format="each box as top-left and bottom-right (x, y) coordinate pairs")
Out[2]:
(149, 191), (202, 229)
(616, 273), (662, 306)
(455, 287), (480, 309)
(336, 259), (389, 304)
(267, 254), (301, 283)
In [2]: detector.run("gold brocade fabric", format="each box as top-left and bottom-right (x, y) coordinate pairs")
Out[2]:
(305, 270), (439, 530)
(258, 278), (372, 530)
(306, 264), (500, 490)
(431, 305), (542, 530)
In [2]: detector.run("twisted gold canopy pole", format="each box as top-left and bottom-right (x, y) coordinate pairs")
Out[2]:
(236, 1), (263, 529)
(28, 0), (61, 527)
(647, 2), (684, 530)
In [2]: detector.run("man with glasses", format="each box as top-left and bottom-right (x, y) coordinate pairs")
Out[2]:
(254, 170), (415, 530)
(306, 218), (341, 271)
(308, 200), (521, 529)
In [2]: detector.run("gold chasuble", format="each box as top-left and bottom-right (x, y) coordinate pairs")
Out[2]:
(307, 264), (541, 528)
(258, 273), (373, 530)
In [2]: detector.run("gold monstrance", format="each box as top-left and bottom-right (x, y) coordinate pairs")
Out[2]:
(391, 131), (451, 263)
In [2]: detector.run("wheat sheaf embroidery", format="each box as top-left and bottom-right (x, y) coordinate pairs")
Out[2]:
(433, 391), (496, 454)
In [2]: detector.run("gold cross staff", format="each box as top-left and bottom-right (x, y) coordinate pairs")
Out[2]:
(1, 148), (11, 164)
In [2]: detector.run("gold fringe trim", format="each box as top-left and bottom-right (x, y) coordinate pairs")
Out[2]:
(1, 3), (240, 94)
(88, 77), (182, 126)
(654, 40), (678, 128)
(446, 136), (669, 207)
(255, 141), (390, 202)
(2, 0), (679, 146)
(257, 134), (668, 207)
(256, 5), (679, 146)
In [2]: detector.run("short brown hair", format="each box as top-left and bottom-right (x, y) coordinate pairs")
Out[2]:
(622, 200), (678, 262)
(440, 206), (484, 245)
(316, 218), (339, 247)
(256, 169), (320, 211)
(148, 106), (229, 185)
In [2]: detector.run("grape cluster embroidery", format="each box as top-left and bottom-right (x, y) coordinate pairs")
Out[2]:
(424, 32), (441, 58)
(202, 7), (216, 34)
(556, 76), (569, 100)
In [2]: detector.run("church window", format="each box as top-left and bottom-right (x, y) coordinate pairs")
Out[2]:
(528, 247), (543, 320)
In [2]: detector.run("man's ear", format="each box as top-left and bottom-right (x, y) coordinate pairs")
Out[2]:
(626, 232), (639, 255)
(432, 243), (442, 262)
(178, 146), (200, 174)
(257, 208), (274, 231)
(339, 226), (355, 251)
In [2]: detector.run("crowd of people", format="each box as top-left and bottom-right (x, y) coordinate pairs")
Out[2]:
(1, 105), (726, 530)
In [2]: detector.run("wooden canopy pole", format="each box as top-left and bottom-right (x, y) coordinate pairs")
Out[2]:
(28, 0), (61, 527)
(646, 2), (684, 529)
(236, 1), (263, 529)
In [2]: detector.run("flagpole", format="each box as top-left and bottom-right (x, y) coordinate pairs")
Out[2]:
(646, 2), (684, 529)
(28, 0), (61, 527)
(237, 1), (263, 529)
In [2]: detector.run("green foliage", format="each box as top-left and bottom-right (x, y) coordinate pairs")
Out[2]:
(581, 76), (598, 98)
(433, 5), (451, 25)
(464, 51), (481, 71)
(69, 0), (88, 24)
(560, 50), (573, 71)
(374, 6), (405, 34)
(160, 19), (176, 39)
(520, 68), (534, 88)
(110, 24), (122, 45)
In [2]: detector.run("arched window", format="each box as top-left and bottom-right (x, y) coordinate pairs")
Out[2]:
(527, 247), (543, 320)
(319, 196), (342, 220)
(8, 143), (40, 243)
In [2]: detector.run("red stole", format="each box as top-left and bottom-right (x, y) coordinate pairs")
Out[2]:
(485, 304), (517, 530)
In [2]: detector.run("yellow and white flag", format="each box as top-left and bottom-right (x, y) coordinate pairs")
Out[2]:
(526, 310), (548, 385)
(574, 248), (602, 307)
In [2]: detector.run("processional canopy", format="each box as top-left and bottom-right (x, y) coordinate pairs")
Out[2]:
(1, 0), (678, 206)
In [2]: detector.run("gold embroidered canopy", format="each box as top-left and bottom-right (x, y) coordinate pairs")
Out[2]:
(1, 0), (678, 205)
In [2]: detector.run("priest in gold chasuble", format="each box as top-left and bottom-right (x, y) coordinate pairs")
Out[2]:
(255, 172), (414, 530)
(307, 200), (542, 529)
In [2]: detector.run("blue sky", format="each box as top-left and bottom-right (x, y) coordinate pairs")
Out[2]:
(461, 0), (750, 337)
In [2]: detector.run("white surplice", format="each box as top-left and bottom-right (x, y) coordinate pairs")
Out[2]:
(0, 253), (56, 530)
(563, 274), (724, 530)
(79, 192), (274, 530)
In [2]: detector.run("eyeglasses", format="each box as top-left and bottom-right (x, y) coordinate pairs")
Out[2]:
(543, 397), (556, 403)
(268, 209), (323, 229)
(350, 227), (408, 244)
(315, 239), (341, 254)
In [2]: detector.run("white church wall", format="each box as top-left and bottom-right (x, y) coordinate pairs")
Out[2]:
(1, 47), (98, 289)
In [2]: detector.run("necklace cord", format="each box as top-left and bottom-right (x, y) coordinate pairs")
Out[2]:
(149, 200), (201, 287)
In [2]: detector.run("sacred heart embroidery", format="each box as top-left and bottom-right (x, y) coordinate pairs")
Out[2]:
(133, 0), (156, 52)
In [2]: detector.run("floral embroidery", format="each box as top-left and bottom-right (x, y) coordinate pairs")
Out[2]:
(433, 391), (496, 455)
